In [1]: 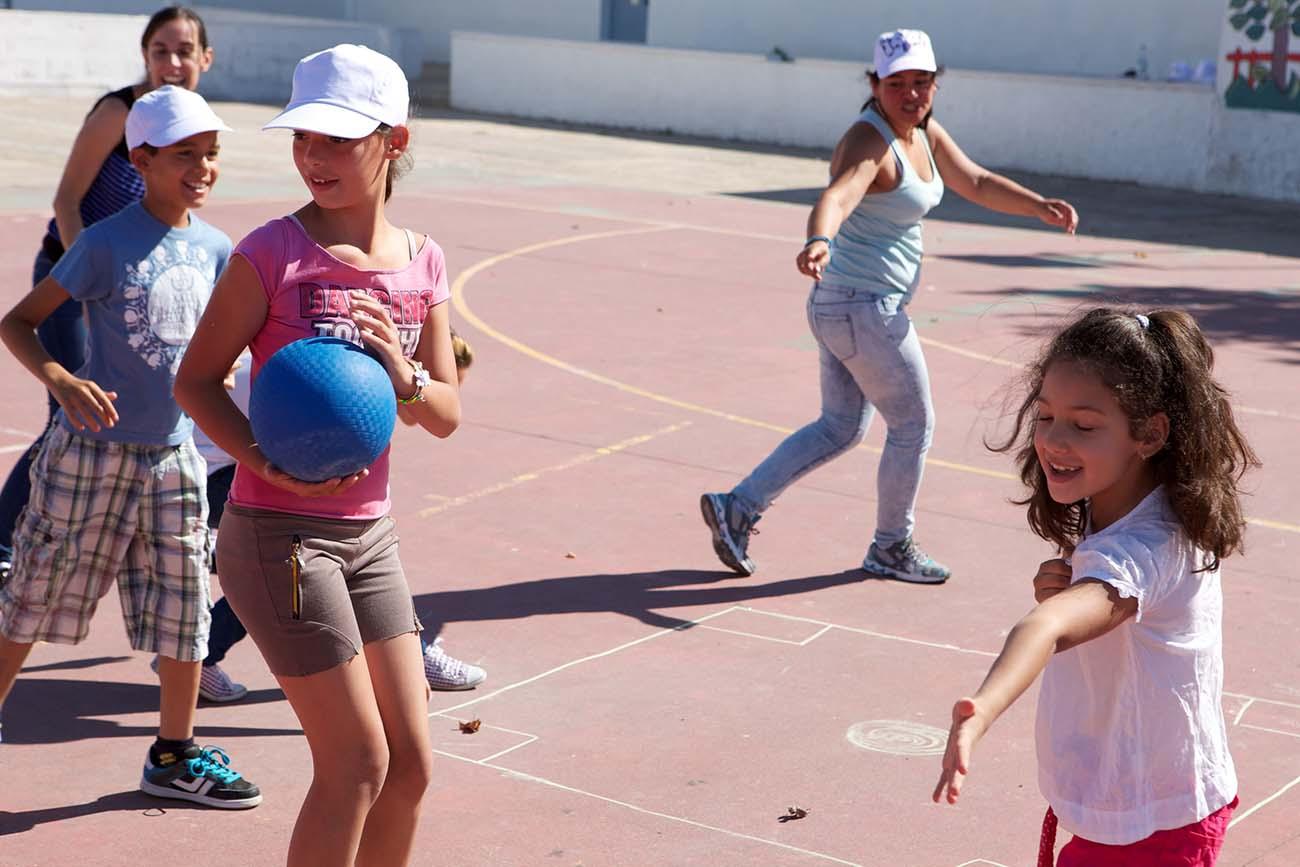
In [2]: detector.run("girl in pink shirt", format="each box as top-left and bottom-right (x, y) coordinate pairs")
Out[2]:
(176, 45), (459, 867)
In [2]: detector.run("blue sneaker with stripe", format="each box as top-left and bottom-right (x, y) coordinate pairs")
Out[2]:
(140, 744), (262, 809)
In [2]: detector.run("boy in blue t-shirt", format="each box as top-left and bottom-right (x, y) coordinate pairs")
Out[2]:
(0, 86), (260, 809)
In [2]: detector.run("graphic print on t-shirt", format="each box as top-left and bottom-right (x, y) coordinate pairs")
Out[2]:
(122, 239), (216, 372)
(298, 281), (436, 357)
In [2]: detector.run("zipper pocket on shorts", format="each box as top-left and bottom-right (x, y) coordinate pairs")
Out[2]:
(288, 535), (303, 620)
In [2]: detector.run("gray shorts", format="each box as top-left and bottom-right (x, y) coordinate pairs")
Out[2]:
(216, 503), (420, 677)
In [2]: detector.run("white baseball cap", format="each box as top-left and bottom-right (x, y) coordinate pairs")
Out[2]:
(263, 44), (409, 138)
(873, 29), (938, 79)
(125, 85), (231, 150)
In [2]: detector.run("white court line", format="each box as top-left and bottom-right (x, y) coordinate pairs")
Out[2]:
(429, 606), (742, 719)
(477, 737), (541, 765)
(431, 748), (864, 867)
(430, 714), (543, 764)
(0, 444), (31, 454)
(734, 606), (999, 658)
(1232, 697), (1257, 726)
(955, 861), (1013, 867)
(1228, 773), (1300, 829)
(697, 624), (813, 646)
(1224, 691), (1300, 711)
(0, 427), (38, 438)
(729, 607), (1300, 835)
(800, 625), (835, 646)
(1239, 723), (1300, 740)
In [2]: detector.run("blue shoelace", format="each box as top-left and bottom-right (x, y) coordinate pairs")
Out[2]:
(185, 746), (243, 784)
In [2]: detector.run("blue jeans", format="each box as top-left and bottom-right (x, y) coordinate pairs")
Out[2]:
(204, 464), (247, 666)
(0, 249), (86, 558)
(732, 286), (934, 547)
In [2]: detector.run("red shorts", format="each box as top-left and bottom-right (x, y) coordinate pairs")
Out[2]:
(1040, 797), (1237, 867)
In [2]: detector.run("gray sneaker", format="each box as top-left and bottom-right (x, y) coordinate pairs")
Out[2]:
(862, 537), (951, 584)
(700, 493), (759, 576)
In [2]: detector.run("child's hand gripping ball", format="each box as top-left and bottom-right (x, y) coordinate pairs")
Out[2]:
(249, 336), (397, 483)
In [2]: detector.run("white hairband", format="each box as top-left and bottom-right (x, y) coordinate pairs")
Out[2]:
(1135, 314), (1150, 330)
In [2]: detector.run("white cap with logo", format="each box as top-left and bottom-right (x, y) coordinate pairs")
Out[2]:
(263, 44), (409, 138)
(873, 29), (937, 79)
(125, 85), (231, 150)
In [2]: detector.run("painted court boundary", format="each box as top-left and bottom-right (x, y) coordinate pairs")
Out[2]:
(447, 223), (1300, 534)
(428, 605), (1300, 860)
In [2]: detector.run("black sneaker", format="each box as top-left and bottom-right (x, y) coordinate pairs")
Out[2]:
(700, 493), (760, 576)
(140, 744), (262, 809)
(862, 537), (951, 584)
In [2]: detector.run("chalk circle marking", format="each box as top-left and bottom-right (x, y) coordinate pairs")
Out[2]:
(846, 720), (948, 756)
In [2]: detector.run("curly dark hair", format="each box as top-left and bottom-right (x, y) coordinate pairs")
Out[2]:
(990, 308), (1259, 570)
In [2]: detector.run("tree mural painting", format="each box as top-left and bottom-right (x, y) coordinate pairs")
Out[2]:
(1225, 0), (1300, 110)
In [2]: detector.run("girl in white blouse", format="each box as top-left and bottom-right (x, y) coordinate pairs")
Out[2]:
(933, 308), (1258, 866)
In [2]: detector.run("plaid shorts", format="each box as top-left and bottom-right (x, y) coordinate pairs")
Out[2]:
(0, 425), (211, 660)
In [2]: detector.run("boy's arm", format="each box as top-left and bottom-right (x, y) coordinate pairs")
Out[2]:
(0, 276), (118, 431)
(932, 579), (1137, 805)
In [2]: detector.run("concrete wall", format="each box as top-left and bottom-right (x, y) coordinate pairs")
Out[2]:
(5, 0), (1228, 76)
(8, 0), (350, 16)
(363, 0), (602, 63)
(647, 0), (1225, 81)
(450, 33), (1300, 203)
(0, 9), (418, 103)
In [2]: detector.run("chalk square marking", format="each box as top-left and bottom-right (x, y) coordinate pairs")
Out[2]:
(429, 714), (539, 763)
(1229, 694), (1300, 739)
(697, 607), (832, 646)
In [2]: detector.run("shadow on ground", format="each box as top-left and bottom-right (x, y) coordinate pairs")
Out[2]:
(2, 678), (295, 745)
(966, 284), (1300, 362)
(0, 789), (213, 836)
(412, 567), (923, 635)
(730, 172), (1300, 259)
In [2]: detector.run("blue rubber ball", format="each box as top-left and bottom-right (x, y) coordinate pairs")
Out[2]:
(249, 337), (397, 483)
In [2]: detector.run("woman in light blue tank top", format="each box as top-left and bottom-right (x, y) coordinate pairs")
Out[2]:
(702, 29), (1078, 583)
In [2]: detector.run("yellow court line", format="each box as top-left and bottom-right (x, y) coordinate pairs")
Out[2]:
(416, 421), (692, 519)
(450, 232), (1300, 534)
(431, 191), (1300, 426)
(916, 336), (1300, 424)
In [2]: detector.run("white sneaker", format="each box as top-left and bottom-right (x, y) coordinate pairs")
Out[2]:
(423, 638), (486, 691)
(150, 656), (249, 703)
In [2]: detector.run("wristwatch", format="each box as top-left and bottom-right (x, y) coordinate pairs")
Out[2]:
(397, 360), (431, 405)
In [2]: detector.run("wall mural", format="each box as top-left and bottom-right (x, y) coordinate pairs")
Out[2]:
(1224, 0), (1300, 110)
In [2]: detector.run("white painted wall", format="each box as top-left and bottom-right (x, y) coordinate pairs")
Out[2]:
(647, 0), (1225, 81)
(363, 0), (602, 63)
(451, 33), (1300, 203)
(4, 0), (1229, 76)
(0, 9), (416, 103)
(9, 0), (350, 16)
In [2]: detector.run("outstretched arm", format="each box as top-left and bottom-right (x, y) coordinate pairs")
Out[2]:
(932, 577), (1136, 805)
(928, 119), (1078, 234)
